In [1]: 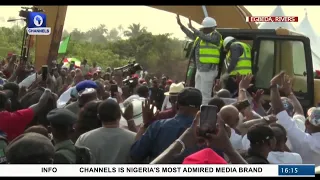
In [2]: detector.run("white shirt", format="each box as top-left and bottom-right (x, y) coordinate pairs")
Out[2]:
(277, 110), (320, 165)
(123, 94), (140, 108)
(19, 73), (37, 88)
(230, 128), (243, 150)
(267, 151), (302, 164)
(57, 86), (74, 108)
(161, 96), (172, 111)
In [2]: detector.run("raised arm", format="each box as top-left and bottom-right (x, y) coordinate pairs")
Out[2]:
(227, 44), (243, 74)
(177, 14), (196, 40)
(280, 75), (304, 115)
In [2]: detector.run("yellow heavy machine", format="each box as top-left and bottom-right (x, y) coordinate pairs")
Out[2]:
(33, 6), (319, 109)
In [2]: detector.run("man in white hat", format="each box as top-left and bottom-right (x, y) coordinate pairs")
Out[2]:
(157, 82), (185, 120)
(161, 82), (184, 110)
(176, 15), (223, 105)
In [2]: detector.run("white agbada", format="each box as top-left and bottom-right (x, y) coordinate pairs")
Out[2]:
(19, 73), (37, 88)
(277, 111), (320, 165)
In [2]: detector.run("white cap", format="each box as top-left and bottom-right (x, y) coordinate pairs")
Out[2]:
(223, 36), (236, 49)
(200, 17), (217, 29)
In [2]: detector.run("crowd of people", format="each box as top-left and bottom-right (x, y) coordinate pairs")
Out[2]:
(0, 14), (319, 174)
(0, 53), (320, 167)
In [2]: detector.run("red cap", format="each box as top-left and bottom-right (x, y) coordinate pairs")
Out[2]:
(182, 148), (227, 164)
(132, 74), (139, 79)
(166, 79), (173, 84)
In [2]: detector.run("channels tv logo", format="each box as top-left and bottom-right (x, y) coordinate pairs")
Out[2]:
(27, 12), (51, 35)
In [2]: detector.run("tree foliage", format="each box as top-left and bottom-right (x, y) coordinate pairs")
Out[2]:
(0, 22), (189, 80)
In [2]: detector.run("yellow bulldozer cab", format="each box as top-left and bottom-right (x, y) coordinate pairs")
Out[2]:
(185, 28), (316, 110)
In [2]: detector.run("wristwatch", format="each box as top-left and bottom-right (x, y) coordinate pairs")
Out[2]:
(239, 88), (246, 92)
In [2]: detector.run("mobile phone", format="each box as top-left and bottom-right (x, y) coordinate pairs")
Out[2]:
(42, 65), (48, 81)
(233, 100), (251, 111)
(199, 105), (218, 137)
(110, 84), (118, 97)
(69, 62), (75, 70)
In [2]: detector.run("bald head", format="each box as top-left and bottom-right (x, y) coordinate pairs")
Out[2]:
(216, 89), (231, 98)
(220, 105), (239, 128)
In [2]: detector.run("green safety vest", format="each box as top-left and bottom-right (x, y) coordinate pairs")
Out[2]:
(227, 42), (252, 75)
(193, 31), (223, 64)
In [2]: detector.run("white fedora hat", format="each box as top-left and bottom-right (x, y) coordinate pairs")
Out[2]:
(120, 98), (157, 127)
(164, 82), (184, 96)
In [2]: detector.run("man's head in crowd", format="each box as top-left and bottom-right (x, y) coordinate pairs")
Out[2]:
(93, 72), (98, 80)
(137, 85), (149, 98)
(270, 123), (287, 152)
(3, 82), (21, 111)
(208, 97), (225, 112)
(70, 70), (76, 78)
(216, 89), (231, 98)
(127, 74), (139, 91)
(152, 79), (158, 88)
(78, 88), (98, 108)
(94, 80), (106, 100)
(161, 75), (167, 84)
(0, 91), (11, 111)
(247, 124), (276, 157)
(103, 73), (111, 81)
(82, 59), (87, 66)
(3, 82), (19, 97)
(25, 125), (50, 138)
(5, 133), (55, 164)
(183, 148), (227, 164)
(220, 105), (239, 129)
(52, 67), (59, 78)
(47, 109), (77, 144)
(165, 82), (185, 107)
(176, 87), (202, 117)
(97, 99), (122, 126)
(60, 68), (67, 77)
(305, 107), (320, 134)
(97, 70), (102, 79)
(73, 100), (102, 142)
(74, 69), (84, 84)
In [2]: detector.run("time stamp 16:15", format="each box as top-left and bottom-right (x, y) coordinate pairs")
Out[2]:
(26, 12), (51, 36)
(278, 165), (315, 176)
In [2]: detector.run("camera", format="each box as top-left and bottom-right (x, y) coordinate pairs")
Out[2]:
(122, 77), (138, 88)
(114, 61), (143, 77)
(19, 7), (44, 19)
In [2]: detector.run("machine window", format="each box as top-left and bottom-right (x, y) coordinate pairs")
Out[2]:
(290, 40), (307, 93)
(291, 41), (307, 76)
(255, 40), (275, 89)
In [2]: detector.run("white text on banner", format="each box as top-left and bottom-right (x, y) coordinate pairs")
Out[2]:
(0, 165), (279, 177)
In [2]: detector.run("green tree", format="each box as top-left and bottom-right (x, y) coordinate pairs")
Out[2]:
(124, 23), (147, 38)
(0, 23), (188, 81)
(107, 28), (121, 41)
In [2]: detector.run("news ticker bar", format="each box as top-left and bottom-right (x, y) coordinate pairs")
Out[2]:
(0, 165), (315, 177)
